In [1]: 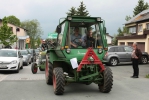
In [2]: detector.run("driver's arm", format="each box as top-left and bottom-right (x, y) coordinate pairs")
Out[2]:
(70, 42), (77, 47)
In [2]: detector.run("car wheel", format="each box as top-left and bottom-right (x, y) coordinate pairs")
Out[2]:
(16, 64), (20, 73)
(20, 64), (23, 69)
(109, 58), (118, 66)
(141, 56), (148, 64)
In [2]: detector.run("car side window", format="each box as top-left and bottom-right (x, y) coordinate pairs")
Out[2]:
(124, 47), (133, 52)
(117, 47), (124, 52)
(114, 47), (118, 52)
(108, 47), (115, 52)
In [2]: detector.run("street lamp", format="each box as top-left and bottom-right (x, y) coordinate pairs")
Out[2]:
(16, 27), (20, 49)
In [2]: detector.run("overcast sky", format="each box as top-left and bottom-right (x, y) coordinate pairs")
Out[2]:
(0, 0), (148, 39)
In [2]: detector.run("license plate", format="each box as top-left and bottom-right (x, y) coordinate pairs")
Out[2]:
(0, 66), (6, 68)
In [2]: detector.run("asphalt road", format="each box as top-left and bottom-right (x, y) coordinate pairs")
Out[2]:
(0, 63), (149, 100)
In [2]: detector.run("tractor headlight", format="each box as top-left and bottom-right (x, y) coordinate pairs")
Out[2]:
(66, 48), (71, 54)
(97, 17), (101, 21)
(67, 17), (72, 20)
(98, 48), (103, 54)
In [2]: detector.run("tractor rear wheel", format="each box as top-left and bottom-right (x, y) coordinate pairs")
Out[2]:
(45, 59), (53, 85)
(53, 67), (64, 95)
(31, 63), (38, 74)
(98, 67), (113, 93)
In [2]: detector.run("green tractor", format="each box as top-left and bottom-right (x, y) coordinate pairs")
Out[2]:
(31, 50), (46, 74)
(45, 16), (113, 95)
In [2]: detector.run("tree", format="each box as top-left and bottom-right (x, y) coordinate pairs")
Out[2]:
(0, 17), (17, 46)
(76, 1), (89, 16)
(36, 37), (41, 47)
(112, 34), (118, 45)
(6, 15), (21, 26)
(133, 0), (149, 16)
(21, 19), (43, 49)
(66, 7), (77, 16)
(125, 15), (132, 21)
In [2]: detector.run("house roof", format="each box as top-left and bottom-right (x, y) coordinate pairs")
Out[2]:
(0, 18), (27, 31)
(125, 9), (149, 25)
(106, 33), (113, 38)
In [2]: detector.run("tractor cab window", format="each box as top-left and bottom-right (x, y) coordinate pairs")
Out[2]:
(66, 22), (103, 49)
(57, 22), (66, 46)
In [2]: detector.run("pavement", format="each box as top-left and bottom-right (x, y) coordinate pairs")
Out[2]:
(0, 63), (149, 100)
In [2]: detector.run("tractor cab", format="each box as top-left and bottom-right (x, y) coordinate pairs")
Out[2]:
(52, 16), (108, 62)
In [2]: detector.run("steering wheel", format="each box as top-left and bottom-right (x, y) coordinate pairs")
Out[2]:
(72, 38), (82, 46)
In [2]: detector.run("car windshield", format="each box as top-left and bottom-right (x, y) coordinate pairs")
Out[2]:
(0, 50), (17, 57)
(28, 49), (33, 53)
(20, 50), (28, 55)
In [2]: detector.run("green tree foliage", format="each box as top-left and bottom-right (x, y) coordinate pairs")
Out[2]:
(112, 34), (118, 45)
(125, 15), (132, 21)
(66, 7), (77, 16)
(0, 17), (17, 46)
(66, 1), (89, 16)
(36, 37), (41, 47)
(133, 0), (149, 16)
(77, 1), (89, 16)
(21, 19), (43, 49)
(6, 15), (21, 26)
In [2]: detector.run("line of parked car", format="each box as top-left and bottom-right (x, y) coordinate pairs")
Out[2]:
(0, 48), (41, 73)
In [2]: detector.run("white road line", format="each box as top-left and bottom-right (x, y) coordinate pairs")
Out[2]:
(0, 75), (8, 82)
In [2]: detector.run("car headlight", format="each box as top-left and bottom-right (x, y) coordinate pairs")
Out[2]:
(98, 48), (103, 54)
(11, 60), (17, 64)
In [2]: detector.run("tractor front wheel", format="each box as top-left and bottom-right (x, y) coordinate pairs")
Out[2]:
(31, 63), (38, 74)
(53, 67), (65, 95)
(98, 67), (113, 93)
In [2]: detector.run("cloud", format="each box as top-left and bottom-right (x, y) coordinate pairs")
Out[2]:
(0, 0), (146, 39)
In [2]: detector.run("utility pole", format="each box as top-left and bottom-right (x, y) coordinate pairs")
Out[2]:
(16, 27), (20, 49)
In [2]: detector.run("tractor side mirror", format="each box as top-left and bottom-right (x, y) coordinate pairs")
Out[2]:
(104, 27), (106, 34)
(56, 25), (61, 34)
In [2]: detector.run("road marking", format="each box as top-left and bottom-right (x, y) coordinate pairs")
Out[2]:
(0, 75), (8, 82)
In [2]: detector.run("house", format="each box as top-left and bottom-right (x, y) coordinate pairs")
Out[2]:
(117, 9), (149, 53)
(0, 19), (29, 49)
(106, 33), (113, 45)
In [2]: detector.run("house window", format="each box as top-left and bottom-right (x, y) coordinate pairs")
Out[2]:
(138, 24), (142, 32)
(146, 23), (149, 30)
(129, 27), (136, 33)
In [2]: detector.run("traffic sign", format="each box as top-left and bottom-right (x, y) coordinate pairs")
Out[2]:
(48, 33), (57, 39)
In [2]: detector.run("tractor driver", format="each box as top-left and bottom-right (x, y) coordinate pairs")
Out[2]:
(71, 27), (82, 48)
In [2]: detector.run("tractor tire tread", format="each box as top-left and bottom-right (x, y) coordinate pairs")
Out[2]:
(53, 67), (64, 95)
(99, 67), (113, 93)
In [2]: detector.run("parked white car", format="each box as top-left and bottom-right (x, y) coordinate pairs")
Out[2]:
(0, 49), (23, 73)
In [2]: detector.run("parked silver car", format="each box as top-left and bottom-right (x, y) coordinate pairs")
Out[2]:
(103, 45), (149, 66)
(19, 50), (31, 66)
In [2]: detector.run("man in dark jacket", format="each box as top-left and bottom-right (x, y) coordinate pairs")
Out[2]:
(41, 40), (48, 51)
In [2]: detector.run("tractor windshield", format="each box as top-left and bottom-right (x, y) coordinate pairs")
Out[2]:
(65, 22), (103, 49)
